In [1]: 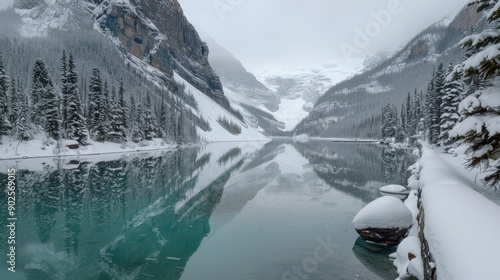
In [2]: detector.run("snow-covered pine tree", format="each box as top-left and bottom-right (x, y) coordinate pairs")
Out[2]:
(8, 78), (18, 125)
(424, 76), (435, 140)
(405, 92), (413, 135)
(143, 91), (157, 141)
(425, 63), (446, 144)
(451, 0), (500, 189)
(31, 59), (61, 139)
(177, 108), (185, 144)
(158, 101), (167, 138)
(88, 67), (102, 132)
(439, 66), (464, 147)
(395, 123), (405, 143)
(60, 50), (70, 135)
(108, 84), (127, 143)
(65, 53), (89, 145)
(0, 54), (10, 137)
(117, 79), (128, 138)
(381, 104), (390, 138)
(382, 104), (398, 139)
(31, 59), (53, 127)
(92, 80), (111, 142)
(400, 103), (407, 135)
(413, 90), (424, 136)
(43, 77), (62, 140)
(168, 102), (177, 143)
(102, 82), (112, 139)
(13, 92), (34, 141)
(130, 93), (144, 143)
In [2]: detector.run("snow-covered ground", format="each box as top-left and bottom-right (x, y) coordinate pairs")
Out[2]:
(0, 134), (178, 160)
(417, 143), (500, 280)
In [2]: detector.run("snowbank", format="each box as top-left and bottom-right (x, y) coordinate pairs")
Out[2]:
(393, 236), (424, 280)
(418, 143), (500, 280)
(0, 135), (177, 160)
(353, 196), (413, 230)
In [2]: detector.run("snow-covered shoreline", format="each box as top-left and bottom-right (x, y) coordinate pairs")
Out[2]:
(415, 142), (500, 279)
(0, 135), (270, 161)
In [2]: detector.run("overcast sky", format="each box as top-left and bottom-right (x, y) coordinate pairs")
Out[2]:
(0, 0), (469, 71)
(0, 0), (13, 9)
(178, 0), (469, 71)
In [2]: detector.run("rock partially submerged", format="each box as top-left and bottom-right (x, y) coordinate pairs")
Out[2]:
(355, 228), (410, 246)
(353, 196), (413, 245)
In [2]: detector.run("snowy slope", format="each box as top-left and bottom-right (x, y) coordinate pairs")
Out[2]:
(173, 72), (270, 142)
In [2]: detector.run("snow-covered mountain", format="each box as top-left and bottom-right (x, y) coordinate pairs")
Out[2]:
(204, 37), (286, 135)
(254, 59), (365, 131)
(295, 3), (485, 138)
(204, 34), (364, 133)
(7, 0), (268, 143)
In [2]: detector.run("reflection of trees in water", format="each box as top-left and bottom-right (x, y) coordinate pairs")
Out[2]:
(217, 147), (242, 166)
(62, 164), (89, 256)
(381, 148), (413, 186)
(293, 141), (385, 203)
(34, 169), (63, 244)
(293, 141), (415, 203)
(0, 145), (247, 280)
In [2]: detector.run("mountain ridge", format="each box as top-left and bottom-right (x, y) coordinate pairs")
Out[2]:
(294, 3), (484, 138)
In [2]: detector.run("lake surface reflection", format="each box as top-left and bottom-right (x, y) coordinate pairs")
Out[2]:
(0, 140), (414, 280)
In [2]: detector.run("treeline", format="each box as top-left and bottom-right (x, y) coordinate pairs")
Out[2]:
(380, 89), (424, 143)
(380, 0), (500, 189)
(0, 51), (205, 146)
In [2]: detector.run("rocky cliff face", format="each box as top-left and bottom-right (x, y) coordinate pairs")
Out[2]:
(94, 0), (229, 108)
(12, 0), (229, 108)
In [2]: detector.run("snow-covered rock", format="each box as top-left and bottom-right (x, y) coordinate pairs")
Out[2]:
(380, 184), (410, 194)
(353, 196), (413, 245)
(353, 196), (413, 230)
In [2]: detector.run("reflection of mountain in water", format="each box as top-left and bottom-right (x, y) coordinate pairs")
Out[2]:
(0, 144), (264, 280)
(0, 140), (414, 280)
(293, 141), (415, 203)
